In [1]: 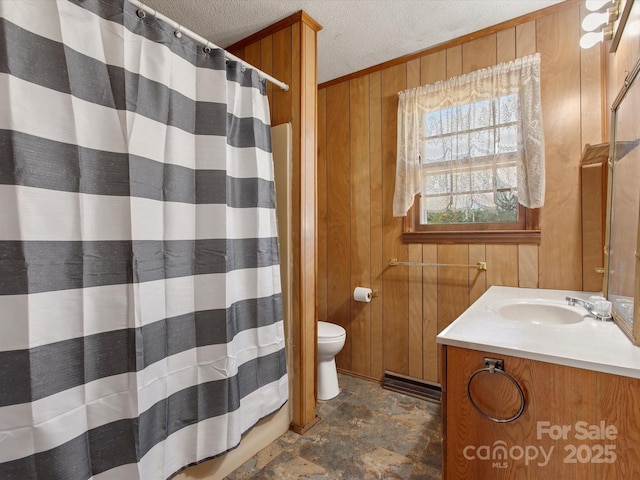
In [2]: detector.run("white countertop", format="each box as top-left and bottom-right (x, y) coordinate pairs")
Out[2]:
(436, 286), (640, 379)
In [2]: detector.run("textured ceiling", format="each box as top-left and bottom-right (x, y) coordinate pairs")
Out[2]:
(141, 0), (564, 84)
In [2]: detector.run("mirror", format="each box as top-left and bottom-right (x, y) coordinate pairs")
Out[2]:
(606, 59), (640, 344)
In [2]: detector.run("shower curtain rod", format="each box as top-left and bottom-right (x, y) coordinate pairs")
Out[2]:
(127, 0), (290, 91)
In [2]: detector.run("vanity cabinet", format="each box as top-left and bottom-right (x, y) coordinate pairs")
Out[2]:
(440, 345), (640, 479)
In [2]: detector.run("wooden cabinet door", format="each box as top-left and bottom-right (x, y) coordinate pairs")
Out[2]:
(442, 346), (640, 479)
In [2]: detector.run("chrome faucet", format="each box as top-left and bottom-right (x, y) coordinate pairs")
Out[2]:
(565, 296), (613, 321)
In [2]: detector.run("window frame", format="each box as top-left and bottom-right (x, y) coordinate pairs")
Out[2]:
(403, 196), (540, 244)
(401, 91), (541, 245)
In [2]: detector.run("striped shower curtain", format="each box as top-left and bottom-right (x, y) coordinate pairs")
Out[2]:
(0, 0), (287, 478)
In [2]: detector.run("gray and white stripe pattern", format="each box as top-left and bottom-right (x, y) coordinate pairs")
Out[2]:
(0, 0), (287, 478)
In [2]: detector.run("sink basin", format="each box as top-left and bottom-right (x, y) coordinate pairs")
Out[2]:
(488, 299), (586, 325)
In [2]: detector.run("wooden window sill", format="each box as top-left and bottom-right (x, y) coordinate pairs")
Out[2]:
(402, 230), (541, 244)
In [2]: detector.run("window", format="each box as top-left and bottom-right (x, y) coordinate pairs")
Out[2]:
(394, 54), (544, 243)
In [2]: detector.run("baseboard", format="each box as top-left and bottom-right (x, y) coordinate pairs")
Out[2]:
(382, 371), (441, 404)
(289, 415), (321, 435)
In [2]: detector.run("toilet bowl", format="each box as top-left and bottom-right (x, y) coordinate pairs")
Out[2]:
(317, 321), (346, 400)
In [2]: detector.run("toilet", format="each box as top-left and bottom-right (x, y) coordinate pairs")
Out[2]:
(317, 321), (347, 400)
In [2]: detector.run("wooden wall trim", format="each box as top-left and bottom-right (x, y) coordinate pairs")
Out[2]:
(228, 10), (322, 53)
(319, 0), (580, 90)
(402, 231), (542, 244)
(300, 11), (323, 33)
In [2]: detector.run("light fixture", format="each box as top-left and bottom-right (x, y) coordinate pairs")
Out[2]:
(579, 26), (613, 49)
(580, 31), (605, 48)
(580, 0), (618, 49)
(585, 0), (614, 11)
(582, 11), (610, 31)
(582, 4), (619, 31)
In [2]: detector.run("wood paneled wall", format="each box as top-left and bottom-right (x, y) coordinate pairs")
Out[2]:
(318, 1), (605, 383)
(228, 11), (322, 432)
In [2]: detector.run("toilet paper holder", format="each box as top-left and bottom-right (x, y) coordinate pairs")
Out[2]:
(353, 287), (379, 302)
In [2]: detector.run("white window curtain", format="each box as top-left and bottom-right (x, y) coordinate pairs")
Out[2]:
(393, 53), (545, 218)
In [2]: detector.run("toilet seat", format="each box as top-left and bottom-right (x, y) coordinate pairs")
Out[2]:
(318, 321), (346, 340)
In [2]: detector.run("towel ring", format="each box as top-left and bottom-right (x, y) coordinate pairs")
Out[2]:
(466, 358), (525, 423)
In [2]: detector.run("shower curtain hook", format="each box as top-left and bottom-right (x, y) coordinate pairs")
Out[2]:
(203, 42), (212, 54)
(174, 25), (183, 39)
(136, 0), (146, 18)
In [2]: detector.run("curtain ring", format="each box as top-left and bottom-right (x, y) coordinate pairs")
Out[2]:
(203, 42), (212, 54)
(174, 26), (183, 38)
(136, 0), (146, 18)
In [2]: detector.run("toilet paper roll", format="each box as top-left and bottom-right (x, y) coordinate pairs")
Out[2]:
(353, 287), (372, 303)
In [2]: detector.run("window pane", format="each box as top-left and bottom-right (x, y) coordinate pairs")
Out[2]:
(420, 93), (522, 225)
(497, 94), (518, 124)
(497, 166), (517, 189)
(471, 170), (493, 192)
(497, 125), (519, 154)
(470, 99), (491, 130)
(469, 128), (493, 157)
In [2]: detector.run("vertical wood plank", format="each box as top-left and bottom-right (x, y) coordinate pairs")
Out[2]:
(272, 27), (292, 126)
(260, 36), (274, 111)
(422, 245), (438, 382)
(418, 52), (445, 385)
(446, 45), (462, 78)
(350, 75), (371, 376)
(580, 2), (605, 147)
(420, 50), (447, 85)
(580, 5), (609, 292)
(381, 64), (409, 375)
(299, 22), (318, 426)
(408, 245), (423, 378)
(290, 24), (301, 332)
(406, 60), (422, 379)
(497, 28), (516, 63)
(518, 244), (539, 288)
(469, 244), (487, 303)
(244, 42), (261, 70)
(486, 244), (519, 287)
(317, 89), (328, 324)
(581, 163), (605, 292)
(407, 58), (421, 89)
(326, 82), (352, 370)
(369, 72), (384, 380)
(462, 34), (497, 73)
(437, 245), (469, 332)
(516, 20), (537, 57)
(537, 5), (583, 290)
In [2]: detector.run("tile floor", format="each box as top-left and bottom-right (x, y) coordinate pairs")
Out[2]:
(225, 373), (442, 479)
